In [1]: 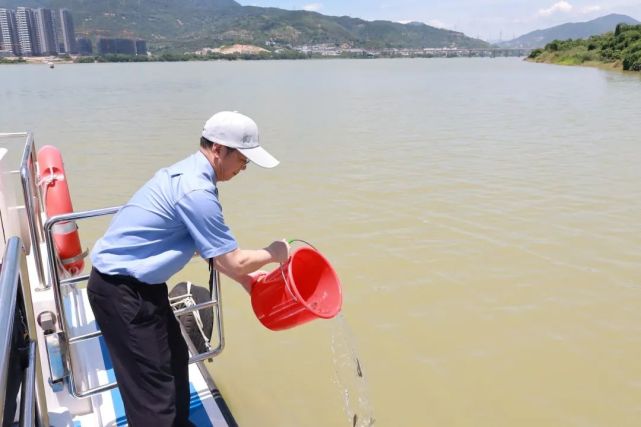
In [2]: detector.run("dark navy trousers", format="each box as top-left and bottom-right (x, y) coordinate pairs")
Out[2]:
(87, 268), (194, 427)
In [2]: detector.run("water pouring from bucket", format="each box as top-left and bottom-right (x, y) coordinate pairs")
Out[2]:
(250, 240), (343, 331)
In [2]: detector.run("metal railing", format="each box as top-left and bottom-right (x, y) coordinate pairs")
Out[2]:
(0, 132), (46, 287)
(183, 268), (225, 364)
(19, 132), (46, 288)
(1, 132), (50, 426)
(0, 237), (46, 427)
(43, 208), (227, 398)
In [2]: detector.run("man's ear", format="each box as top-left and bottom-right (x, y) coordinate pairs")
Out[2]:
(212, 143), (224, 155)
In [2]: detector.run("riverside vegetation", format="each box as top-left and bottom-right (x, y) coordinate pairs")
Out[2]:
(528, 23), (641, 71)
(73, 50), (307, 63)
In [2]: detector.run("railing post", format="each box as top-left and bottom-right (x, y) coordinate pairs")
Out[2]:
(18, 249), (49, 427)
(19, 341), (36, 427)
(19, 132), (46, 288)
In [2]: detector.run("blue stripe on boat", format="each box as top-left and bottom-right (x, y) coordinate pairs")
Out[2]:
(98, 336), (127, 426)
(189, 382), (214, 427)
(98, 335), (214, 426)
(98, 336), (128, 426)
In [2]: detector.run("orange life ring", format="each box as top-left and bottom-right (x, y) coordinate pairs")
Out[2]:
(37, 145), (85, 276)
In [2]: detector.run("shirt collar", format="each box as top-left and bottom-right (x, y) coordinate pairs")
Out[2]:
(196, 151), (217, 184)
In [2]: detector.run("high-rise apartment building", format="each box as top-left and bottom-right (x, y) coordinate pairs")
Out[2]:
(16, 7), (39, 56)
(35, 8), (58, 55)
(0, 8), (21, 56)
(58, 9), (76, 54)
(2, 8), (77, 57)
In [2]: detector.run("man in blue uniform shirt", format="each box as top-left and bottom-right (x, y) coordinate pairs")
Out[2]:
(88, 111), (289, 426)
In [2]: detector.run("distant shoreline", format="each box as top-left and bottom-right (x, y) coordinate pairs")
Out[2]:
(0, 53), (529, 66)
(525, 57), (628, 72)
(0, 56), (73, 65)
(0, 55), (364, 65)
(1, 44), (529, 65)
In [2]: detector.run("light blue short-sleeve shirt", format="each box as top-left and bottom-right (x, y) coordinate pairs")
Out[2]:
(91, 152), (237, 284)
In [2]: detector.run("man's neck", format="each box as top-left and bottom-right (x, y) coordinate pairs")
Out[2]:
(200, 147), (221, 181)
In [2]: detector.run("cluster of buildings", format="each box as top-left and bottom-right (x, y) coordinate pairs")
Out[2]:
(0, 7), (79, 57)
(1, 7), (147, 58)
(97, 38), (147, 56)
(291, 43), (531, 58)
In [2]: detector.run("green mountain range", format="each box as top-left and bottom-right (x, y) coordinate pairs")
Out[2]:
(500, 13), (639, 49)
(0, 0), (489, 52)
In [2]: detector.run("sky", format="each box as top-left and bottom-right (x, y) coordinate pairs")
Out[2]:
(241, 0), (641, 41)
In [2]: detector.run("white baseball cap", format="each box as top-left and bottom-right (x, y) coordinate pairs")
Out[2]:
(202, 111), (279, 168)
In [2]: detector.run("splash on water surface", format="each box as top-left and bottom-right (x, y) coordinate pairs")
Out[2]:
(330, 313), (375, 427)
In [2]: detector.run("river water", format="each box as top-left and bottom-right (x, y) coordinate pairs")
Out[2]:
(2, 58), (641, 426)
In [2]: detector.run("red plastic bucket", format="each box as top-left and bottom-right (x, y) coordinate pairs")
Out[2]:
(251, 246), (343, 331)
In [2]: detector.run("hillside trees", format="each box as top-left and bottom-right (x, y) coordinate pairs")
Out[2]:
(532, 24), (641, 71)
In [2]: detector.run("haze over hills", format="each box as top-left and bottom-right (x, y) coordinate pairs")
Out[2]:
(0, 0), (489, 52)
(500, 13), (640, 49)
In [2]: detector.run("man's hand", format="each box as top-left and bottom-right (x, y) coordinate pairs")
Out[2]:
(265, 239), (290, 264)
(215, 240), (290, 293)
(248, 270), (268, 283)
(241, 270), (268, 294)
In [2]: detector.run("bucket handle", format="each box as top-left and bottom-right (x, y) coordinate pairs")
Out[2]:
(278, 239), (319, 302)
(287, 239), (318, 251)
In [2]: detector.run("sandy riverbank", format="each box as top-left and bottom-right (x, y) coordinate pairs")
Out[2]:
(0, 55), (75, 65)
